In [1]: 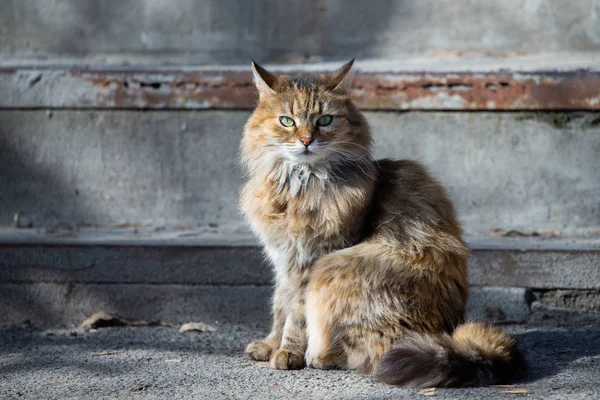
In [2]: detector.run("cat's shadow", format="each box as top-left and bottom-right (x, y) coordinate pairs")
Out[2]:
(516, 325), (600, 383)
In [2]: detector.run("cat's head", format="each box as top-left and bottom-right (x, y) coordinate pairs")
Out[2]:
(242, 60), (371, 173)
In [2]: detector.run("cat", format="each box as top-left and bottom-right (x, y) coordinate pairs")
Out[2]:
(239, 59), (528, 387)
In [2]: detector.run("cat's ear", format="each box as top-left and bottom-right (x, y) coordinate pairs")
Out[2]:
(328, 58), (356, 91)
(251, 61), (277, 97)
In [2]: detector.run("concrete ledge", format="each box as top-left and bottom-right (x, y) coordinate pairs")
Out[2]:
(0, 282), (535, 329)
(1, 230), (599, 289)
(3, 280), (600, 329)
(0, 242), (269, 285)
(0, 283), (271, 329)
(469, 248), (600, 290)
(2, 56), (600, 110)
(466, 287), (532, 321)
(2, 230), (600, 328)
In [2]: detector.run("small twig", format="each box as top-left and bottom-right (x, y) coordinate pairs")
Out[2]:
(549, 349), (571, 356)
(501, 388), (533, 394)
(90, 351), (120, 356)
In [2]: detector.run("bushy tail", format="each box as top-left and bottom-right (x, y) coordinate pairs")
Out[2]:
(374, 323), (528, 388)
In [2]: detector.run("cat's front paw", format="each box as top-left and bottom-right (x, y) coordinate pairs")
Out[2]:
(306, 357), (334, 370)
(270, 349), (305, 370)
(306, 351), (337, 370)
(245, 340), (276, 361)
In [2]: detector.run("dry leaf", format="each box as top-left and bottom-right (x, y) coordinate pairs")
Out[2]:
(490, 228), (560, 238)
(434, 50), (463, 58)
(45, 223), (78, 237)
(46, 232), (77, 238)
(490, 228), (508, 237)
(179, 322), (218, 333)
(538, 229), (560, 237)
(80, 312), (169, 330)
(501, 388), (533, 394)
(419, 388), (436, 396)
(79, 312), (127, 330)
(178, 233), (201, 238)
(490, 229), (535, 237)
(90, 351), (120, 356)
(130, 383), (152, 392)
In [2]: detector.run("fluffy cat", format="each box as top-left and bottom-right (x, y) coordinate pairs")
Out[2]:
(239, 59), (528, 387)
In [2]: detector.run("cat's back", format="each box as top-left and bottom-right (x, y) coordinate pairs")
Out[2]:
(369, 158), (464, 243)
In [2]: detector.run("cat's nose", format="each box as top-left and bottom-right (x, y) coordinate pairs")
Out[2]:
(299, 137), (314, 147)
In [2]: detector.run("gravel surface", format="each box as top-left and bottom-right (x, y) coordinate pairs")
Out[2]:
(1, 323), (599, 399)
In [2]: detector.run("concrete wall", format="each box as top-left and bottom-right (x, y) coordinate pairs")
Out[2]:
(2, 110), (599, 236)
(2, 0), (599, 64)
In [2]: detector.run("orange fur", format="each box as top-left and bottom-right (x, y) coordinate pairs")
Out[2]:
(240, 60), (527, 386)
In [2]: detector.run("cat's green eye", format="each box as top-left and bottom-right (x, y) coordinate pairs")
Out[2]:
(316, 115), (333, 127)
(279, 116), (295, 127)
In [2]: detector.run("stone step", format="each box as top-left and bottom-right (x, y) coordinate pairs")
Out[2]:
(1, 228), (599, 328)
(2, 0), (600, 63)
(2, 228), (600, 289)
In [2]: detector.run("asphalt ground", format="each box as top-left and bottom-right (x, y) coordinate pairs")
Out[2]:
(1, 323), (599, 399)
